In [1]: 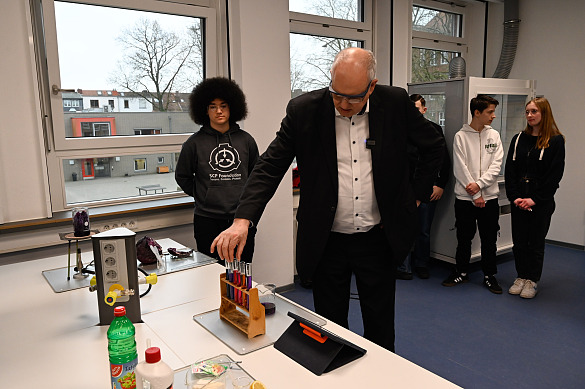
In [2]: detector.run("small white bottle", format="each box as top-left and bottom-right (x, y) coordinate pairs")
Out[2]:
(135, 347), (174, 389)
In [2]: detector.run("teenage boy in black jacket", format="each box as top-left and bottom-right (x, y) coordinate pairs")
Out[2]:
(397, 94), (451, 280)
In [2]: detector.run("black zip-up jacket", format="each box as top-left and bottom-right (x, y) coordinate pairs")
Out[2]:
(175, 123), (259, 218)
(407, 120), (451, 196)
(505, 132), (565, 204)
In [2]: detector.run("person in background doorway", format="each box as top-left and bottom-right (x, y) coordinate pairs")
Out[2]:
(443, 95), (504, 294)
(505, 97), (565, 299)
(175, 77), (259, 264)
(396, 94), (451, 280)
(210, 48), (444, 352)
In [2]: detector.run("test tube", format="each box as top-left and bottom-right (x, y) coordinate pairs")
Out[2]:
(229, 260), (235, 300)
(234, 260), (241, 305)
(246, 263), (252, 291)
(245, 263), (252, 309)
(238, 261), (244, 306)
(242, 262), (247, 308)
(225, 261), (232, 299)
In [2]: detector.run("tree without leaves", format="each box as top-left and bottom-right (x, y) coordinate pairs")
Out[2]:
(412, 5), (457, 36)
(412, 48), (454, 83)
(110, 18), (203, 111)
(290, 0), (359, 95)
(411, 6), (459, 83)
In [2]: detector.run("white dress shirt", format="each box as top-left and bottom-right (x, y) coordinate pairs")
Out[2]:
(331, 101), (381, 233)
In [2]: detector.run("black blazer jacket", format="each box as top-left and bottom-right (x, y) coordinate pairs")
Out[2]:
(235, 85), (444, 279)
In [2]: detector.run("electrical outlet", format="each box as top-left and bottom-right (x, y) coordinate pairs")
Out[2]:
(128, 219), (138, 230)
(101, 241), (121, 285)
(102, 224), (111, 231)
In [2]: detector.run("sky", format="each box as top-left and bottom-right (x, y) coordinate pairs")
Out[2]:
(54, 1), (198, 90)
(53, 0), (359, 92)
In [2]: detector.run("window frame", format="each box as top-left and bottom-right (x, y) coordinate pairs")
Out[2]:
(410, 0), (468, 83)
(289, 0), (372, 30)
(289, 0), (373, 49)
(42, 0), (217, 152)
(134, 158), (147, 172)
(289, 0), (373, 95)
(34, 0), (223, 211)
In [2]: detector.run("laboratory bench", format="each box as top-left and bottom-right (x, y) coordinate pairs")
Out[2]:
(0, 248), (460, 388)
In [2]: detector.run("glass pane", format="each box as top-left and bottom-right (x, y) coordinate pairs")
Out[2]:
(485, 94), (529, 175)
(289, 0), (362, 22)
(63, 153), (181, 204)
(290, 33), (362, 96)
(419, 94), (446, 130)
(411, 48), (460, 83)
(412, 6), (462, 37)
(54, 1), (203, 138)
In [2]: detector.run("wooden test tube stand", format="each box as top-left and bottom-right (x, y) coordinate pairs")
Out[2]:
(219, 273), (265, 338)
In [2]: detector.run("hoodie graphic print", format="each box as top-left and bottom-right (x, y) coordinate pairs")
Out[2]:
(175, 123), (259, 218)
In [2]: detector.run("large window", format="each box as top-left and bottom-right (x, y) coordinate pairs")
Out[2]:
(289, 0), (372, 96)
(411, 2), (465, 83)
(35, 0), (220, 209)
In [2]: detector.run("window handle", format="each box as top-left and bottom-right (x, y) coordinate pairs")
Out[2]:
(52, 84), (76, 95)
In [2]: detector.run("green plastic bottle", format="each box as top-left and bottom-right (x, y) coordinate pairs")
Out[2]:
(108, 306), (138, 389)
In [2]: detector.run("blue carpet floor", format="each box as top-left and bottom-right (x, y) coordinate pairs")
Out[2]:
(281, 244), (585, 389)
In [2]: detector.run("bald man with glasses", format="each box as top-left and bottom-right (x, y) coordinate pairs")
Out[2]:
(212, 48), (444, 352)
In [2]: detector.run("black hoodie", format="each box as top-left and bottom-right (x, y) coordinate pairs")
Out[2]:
(175, 123), (259, 218)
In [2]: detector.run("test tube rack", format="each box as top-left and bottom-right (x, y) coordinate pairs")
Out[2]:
(219, 273), (265, 338)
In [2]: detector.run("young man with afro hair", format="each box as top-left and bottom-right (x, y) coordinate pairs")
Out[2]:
(175, 77), (259, 263)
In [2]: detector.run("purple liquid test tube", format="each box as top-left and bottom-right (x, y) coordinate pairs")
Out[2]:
(246, 263), (252, 291)
(229, 261), (235, 300)
(235, 261), (241, 305)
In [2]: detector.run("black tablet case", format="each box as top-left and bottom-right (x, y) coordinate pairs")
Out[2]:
(274, 311), (367, 376)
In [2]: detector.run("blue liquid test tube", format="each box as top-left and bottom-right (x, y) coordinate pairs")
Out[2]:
(228, 260), (234, 300)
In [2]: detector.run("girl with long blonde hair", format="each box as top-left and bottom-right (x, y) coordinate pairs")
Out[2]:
(504, 97), (565, 298)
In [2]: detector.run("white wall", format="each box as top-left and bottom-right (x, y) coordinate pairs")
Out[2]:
(228, 0), (295, 287)
(486, 0), (585, 247)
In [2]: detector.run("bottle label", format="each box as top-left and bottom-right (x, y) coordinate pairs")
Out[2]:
(109, 336), (136, 354)
(111, 358), (138, 389)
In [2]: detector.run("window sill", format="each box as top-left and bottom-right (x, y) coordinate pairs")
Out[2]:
(0, 196), (195, 255)
(0, 196), (194, 232)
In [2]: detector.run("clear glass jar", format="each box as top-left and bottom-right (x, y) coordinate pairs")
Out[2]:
(72, 207), (90, 237)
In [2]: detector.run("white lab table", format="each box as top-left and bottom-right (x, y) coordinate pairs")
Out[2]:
(0, 251), (459, 388)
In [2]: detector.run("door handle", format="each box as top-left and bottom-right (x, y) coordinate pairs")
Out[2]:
(52, 84), (76, 95)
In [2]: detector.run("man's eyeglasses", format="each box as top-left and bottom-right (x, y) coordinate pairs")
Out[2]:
(208, 104), (229, 112)
(329, 80), (372, 104)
